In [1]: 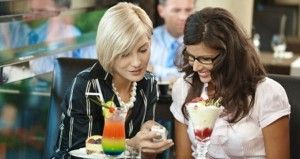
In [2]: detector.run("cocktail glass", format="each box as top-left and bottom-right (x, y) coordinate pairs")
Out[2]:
(102, 107), (127, 157)
(186, 103), (223, 159)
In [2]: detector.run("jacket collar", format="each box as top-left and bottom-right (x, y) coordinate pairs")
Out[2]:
(89, 61), (113, 85)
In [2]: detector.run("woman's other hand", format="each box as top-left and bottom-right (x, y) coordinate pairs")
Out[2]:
(127, 120), (174, 156)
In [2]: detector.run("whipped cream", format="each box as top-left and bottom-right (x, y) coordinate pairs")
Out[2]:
(186, 103), (222, 130)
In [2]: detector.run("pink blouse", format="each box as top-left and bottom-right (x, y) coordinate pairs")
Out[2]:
(170, 77), (290, 158)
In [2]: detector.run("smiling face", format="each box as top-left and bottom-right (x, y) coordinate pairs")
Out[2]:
(112, 35), (151, 83)
(186, 43), (219, 83)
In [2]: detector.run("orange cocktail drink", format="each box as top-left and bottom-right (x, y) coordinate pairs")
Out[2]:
(102, 107), (127, 156)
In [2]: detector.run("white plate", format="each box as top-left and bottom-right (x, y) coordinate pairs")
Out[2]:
(69, 147), (125, 159)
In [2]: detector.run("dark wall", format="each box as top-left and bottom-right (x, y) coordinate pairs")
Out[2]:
(253, 1), (298, 51)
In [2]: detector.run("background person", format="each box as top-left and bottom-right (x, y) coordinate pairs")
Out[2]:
(26, 0), (95, 75)
(0, 0), (96, 82)
(149, 0), (195, 82)
(52, 2), (173, 158)
(170, 7), (290, 158)
(0, 103), (19, 133)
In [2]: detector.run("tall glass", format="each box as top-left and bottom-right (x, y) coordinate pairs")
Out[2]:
(186, 104), (223, 159)
(102, 107), (127, 157)
(271, 34), (286, 59)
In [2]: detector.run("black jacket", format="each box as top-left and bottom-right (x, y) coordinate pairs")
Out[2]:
(52, 62), (158, 158)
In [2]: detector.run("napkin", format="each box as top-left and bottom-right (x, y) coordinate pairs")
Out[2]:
(291, 57), (300, 76)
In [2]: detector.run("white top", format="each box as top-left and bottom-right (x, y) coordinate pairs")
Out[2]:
(170, 77), (291, 158)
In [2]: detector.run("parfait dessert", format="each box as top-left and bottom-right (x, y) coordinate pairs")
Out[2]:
(186, 97), (223, 159)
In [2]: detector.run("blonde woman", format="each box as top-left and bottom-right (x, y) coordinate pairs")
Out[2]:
(53, 2), (173, 158)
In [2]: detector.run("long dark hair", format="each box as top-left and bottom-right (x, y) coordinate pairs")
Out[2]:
(178, 7), (266, 123)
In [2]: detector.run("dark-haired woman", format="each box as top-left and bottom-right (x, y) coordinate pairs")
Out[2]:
(170, 7), (290, 158)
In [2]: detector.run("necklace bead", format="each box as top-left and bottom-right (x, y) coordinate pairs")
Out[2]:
(112, 82), (137, 110)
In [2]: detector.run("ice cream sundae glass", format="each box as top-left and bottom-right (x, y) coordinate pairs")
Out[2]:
(186, 97), (223, 159)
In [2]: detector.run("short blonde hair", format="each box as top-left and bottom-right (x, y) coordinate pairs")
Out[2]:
(96, 2), (153, 73)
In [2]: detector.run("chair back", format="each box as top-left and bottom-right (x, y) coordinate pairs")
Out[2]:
(268, 74), (300, 159)
(156, 97), (174, 159)
(43, 57), (97, 159)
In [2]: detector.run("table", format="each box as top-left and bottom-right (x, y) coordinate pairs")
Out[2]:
(259, 52), (300, 75)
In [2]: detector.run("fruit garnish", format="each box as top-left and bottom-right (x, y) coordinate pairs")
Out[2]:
(88, 96), (116, 118)
(191, 97), (205, 102)
(94, 138), (101, 144)
(189, 97), (222, 107)
(103, 101), (115, 112)
(102, 100), (116, 118)
(87, 138), (94, 143)
(87, 138), (102, 144)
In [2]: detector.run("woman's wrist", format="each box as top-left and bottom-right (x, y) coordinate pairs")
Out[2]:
(125, 138), (139, 152)
(126, 139), (156, 159)
(126, 138), (142, 157)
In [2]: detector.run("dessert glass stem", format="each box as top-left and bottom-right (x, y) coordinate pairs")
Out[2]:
(195, 140), (210, 159)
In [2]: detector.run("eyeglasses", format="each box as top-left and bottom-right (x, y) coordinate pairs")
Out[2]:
(183, 49), (220, 65)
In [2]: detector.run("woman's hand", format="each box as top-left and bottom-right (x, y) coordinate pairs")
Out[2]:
(140, 120), (157, 131)
(127, 120), (174, 155)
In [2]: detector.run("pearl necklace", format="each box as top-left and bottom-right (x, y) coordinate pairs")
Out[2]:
(112, 82), (137, 110)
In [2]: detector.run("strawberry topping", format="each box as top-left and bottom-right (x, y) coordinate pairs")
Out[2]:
(194, 128), (212, 140)
(191, 97), (206, 103)
(109, 107), (115, 113)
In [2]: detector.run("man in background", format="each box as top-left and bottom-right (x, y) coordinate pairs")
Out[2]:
(149, 2), (195, 159)
(149, 0), (195, 82)
(26, 0), (96, 75)
(0, 0), (96, 82)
